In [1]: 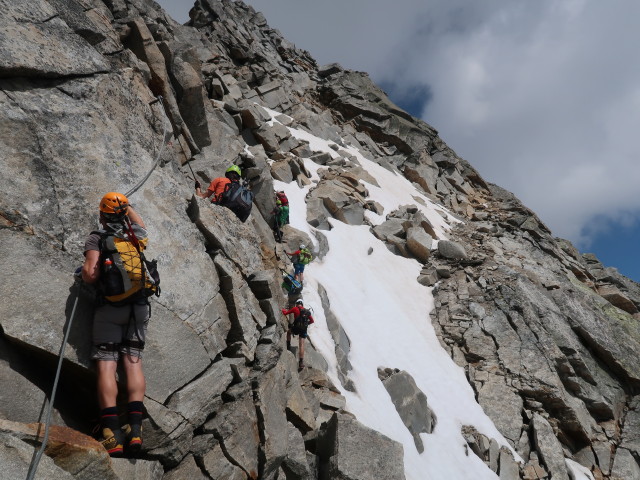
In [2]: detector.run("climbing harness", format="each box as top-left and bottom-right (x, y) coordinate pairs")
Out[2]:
(26, 287), (80, 480)
(124, 95), (168, 198)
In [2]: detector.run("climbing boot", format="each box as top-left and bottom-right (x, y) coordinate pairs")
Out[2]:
(122, 423), (143, 456)
(99, 427), (124, 457)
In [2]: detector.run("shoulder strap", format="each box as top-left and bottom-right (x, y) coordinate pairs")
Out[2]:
(91, 230), (111, 253)
(103, 234), (134, 292)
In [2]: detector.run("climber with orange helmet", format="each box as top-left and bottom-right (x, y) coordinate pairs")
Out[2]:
(195, 165), (241, 204)
(81, 192), (152, 458)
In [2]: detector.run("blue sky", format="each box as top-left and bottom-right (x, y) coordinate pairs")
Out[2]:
(157, 0), (640, 283)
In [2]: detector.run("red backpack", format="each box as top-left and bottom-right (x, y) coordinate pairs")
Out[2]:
(276, 191), (289, 206)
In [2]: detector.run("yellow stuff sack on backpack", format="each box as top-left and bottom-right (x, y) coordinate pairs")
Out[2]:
(97, 231), (158, 303)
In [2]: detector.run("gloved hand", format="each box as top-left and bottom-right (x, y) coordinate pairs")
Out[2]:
(281, 309), (287, 315)
(195, 180), (201, 189)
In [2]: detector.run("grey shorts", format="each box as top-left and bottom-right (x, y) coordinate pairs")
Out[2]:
(91, 300), (149, 362)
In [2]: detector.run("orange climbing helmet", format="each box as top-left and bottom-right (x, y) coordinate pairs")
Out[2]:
(99, 192), (129, 215)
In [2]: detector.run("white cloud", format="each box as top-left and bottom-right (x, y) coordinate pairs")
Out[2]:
(158, 0), (640, 247)
(402, 1), (640, 245)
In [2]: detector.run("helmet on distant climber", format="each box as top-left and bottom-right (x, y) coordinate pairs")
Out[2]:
(225, 165), (242, 179)
(299, 244), (306, 250)
(295, 299), (304, 306)
(99, 192), (129, 216)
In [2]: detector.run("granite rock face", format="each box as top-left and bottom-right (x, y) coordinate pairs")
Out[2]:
(317, 413), (405, 480)
(1, 0), (639, 479)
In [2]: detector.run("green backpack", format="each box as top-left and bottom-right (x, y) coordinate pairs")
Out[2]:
(299, 248), (313, 265)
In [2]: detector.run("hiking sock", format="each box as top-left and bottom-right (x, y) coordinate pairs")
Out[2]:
(99, 407), (123, 456)
(100, 406), (120, 432)
(126, 401), (144, 453)
(127, 401), (144, 427)
(286, 340), (291, 351)
(298, 357), (304, 370)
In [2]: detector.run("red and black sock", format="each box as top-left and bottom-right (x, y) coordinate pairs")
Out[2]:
(100, 406), (120, 432)
(128, 401), (144, 427)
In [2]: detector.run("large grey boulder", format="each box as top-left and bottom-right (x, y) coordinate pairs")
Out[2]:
(552, 282), (640, 388)
(596, 284), (639, 314)
(498, 447), (520, 480)
(306, 197), (333, 230)
(372, 218), (406, 242)
(162, 454), (207, 480)
(144, 400), (194, 467)
(165, 358), (235, 427)
(307, 179), (366, 226)
(0, 419), (116, 480)
(317, 413), (406, 480)
(171, 57), (212, 149)
(406, 226), (433, 263)
(610, 447), (640, 480)
(437, 240), (467, 260)
(282, 423), (314, 480)
(200, 442), (246, 480)
(240, 103), (271, 129)
(378, 368), (436, 453)
(203, 394), (260, 478)
(532, 413), (569, 479)
(403, 151), (440, 195)
(0, 432), (75, 480)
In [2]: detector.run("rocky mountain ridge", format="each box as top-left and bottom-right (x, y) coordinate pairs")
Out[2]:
(1, 0), (639, 479)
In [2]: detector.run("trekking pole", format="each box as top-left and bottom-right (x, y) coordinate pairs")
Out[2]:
(26, 286), (80, 480)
